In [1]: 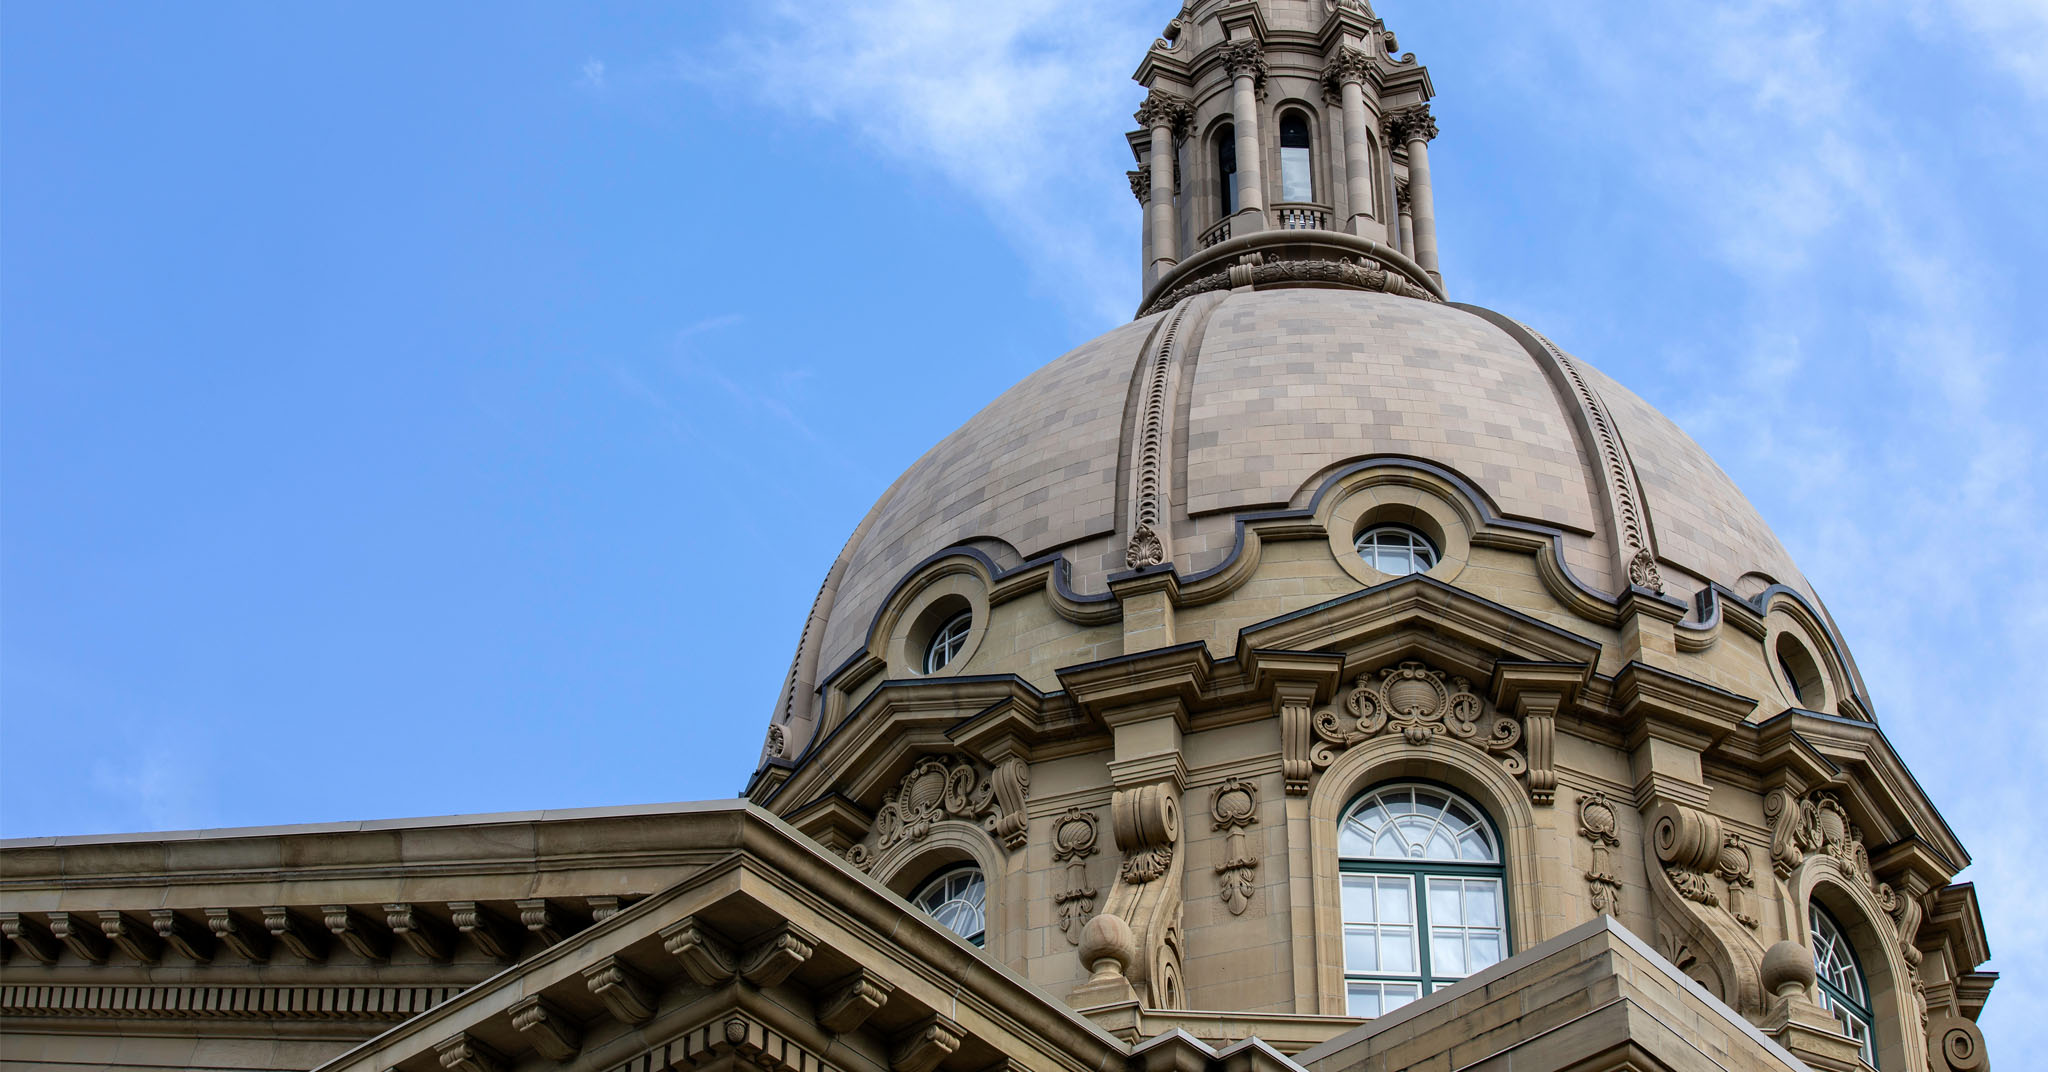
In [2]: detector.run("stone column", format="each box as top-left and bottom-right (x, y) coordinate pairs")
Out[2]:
(1222, 42), (1268, 229)
(1134, 93), (1191, 281)
(1323, 48), (1376, 235)
(1388, 105), (1441, 281)
(1396, 183), (1415, 256)
(1129, 168), (1153, 291)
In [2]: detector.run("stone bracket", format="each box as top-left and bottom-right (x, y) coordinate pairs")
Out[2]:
(49, 911), (110, 964)
(818, 968), (896, 1034)
(323, 904), (391, 962)
(98, 911), (163, 964)
(893, 1013), (964, 1072)
(433, 1031), (506, 1072)
(510, 994), (582, 1061)
(449, 901), (519, 962)
(1, 912), (61, 965)
(264, 906), (330, 962)
(206, 908), (271, 963)
(583, 955), (658, 1024)
(384, 903), (451, 962)
(151, 909), (214, 963)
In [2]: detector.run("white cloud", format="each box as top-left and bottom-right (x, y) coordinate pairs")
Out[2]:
(702, 0), (1160, 325)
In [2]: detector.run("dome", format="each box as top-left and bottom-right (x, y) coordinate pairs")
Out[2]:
(763, 286), (1862, 764)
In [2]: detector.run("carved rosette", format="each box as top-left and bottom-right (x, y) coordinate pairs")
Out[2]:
(1210, 778), (1259, 916)
(1577, 793), (1625, 915)
(840, 755), (1023, 872)
(763, 724), (786, 761)
(1385, 104), (1438, 145)
(1051, 807), (1100, 944)
(1306, 660), (1528, 785)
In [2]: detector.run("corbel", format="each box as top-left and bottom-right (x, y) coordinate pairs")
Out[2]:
(1244, 649), (1343, 795)
(583, 955), (658, 1024)
(433, 1031), (506, 1072)
(738, 921), (817, 987)
(661, 915), (737, 985)
(48, 911), (110, 964)
(206, 908), (271, 962)
(97, 911), (163, 964)
(956, 729), (1032, 852)
(892, 1014), (964, 1072)
(1489, 660), (1588, 807)
(588, 895), (629, 923)
(0, 912), (61, 965)
(151, 909), (214, 963)
(510, 994), (583, 1061)
(448, 901), (518, 962)
(322, 904), (392, 962)
(818, 968), (895, 1033)
(384, 903), (451, 962)
(264, 906), (329, 962)
(517, 898), (578, 946)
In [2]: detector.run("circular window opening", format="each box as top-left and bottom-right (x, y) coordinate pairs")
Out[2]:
(1355, 524), (1439, 577)
(923, 610), (972, 674)
(1776, 633), (1824, 709)
(911, 865), (986, 945)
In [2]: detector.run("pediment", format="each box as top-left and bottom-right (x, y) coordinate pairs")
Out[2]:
(312, 804), (1130, 1072)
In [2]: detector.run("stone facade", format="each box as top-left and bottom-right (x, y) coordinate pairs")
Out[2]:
(0, 2), (1998, 1071)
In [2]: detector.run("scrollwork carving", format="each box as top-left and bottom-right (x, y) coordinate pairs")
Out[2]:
(1306, 661), (1528, 787)
(842, 755), (1023, 871)
(1132, 91), (1194, 138)
(1113, 783), (1179, 885)
(1220, 42), (1268, 87)
(1321, 46), (1374, 95)
(1051, 807), (1100, 944)
(1385, 104), (1438, 145)
(1716, 834), (1759, 929)
(1578, 792), (1624, 915)
(1210, 778), (1259, 916)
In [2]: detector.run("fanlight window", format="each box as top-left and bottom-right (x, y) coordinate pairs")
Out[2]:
(1810, 903), (1876, 1066)
(1355, 524), (1438, 576)
(912, 866), (986, 945)
(1216, 125), (1239, 217)
(1279, 110), (1314, 202)
(923, 611), (971, 674)
(1339, 784), (1507, 1017)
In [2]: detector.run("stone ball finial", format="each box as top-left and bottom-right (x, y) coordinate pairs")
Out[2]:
(1076, 913), (1135, 981)
(1761, 940), (1816, 999)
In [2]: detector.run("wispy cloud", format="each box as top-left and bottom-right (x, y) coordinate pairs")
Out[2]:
(694, 0), (1159, 326)
(579, 58), (607, 91)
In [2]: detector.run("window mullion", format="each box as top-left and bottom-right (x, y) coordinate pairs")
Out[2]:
(1414, 878), (1432, 986)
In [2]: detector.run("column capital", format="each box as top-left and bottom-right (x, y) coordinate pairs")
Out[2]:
(1395, 181), (1412, 209)
(1128, 167), (1151, 204)
(1132, 91), (1193, 137)
(1385, 103), (1438, 145)
(1321, 46), (1374, 93)
(1220, 41), (1269, 86)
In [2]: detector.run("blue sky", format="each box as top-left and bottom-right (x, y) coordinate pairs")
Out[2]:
(4, 0), (2044, 1055)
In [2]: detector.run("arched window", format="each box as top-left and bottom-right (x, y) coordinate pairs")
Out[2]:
(1279, 110), (1314, 202)
(1355, 524), (1438, 576)
(1810, 903), (1876, 1066)
(1339, 783), (1507, 1016)
(923, 611), (971, 673)
(1216, 124), (1238, 217)
(912, 865), (987, 945)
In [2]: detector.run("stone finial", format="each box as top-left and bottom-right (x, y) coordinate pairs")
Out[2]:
(1386, 104), (1439, 145)
(1761, 940), (1816, 1000)
(1076, 912), (1135, 983)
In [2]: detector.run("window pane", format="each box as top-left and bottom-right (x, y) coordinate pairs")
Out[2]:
(1377, 877), (1412, 922)
(1432, 929), (1465, 975)
(1342, 875), (1375, 922)
(1345, 926), (1377, 971)
(1281, 147), (1312, 201)
(1347, 984), (1381, 1018)
(1429, 879), (1462, 923)
(1383, 983), (1419, 1012)
(1467, 882), (1501, 926)
(1459, 830), (1490, 860)
(1381, 927), (1414, 973)
(1470, 933), (1502, 971)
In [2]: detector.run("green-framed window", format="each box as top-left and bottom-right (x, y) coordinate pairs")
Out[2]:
(1339, 783), (1509, 1017)
(1810, 902), (1876, 1066)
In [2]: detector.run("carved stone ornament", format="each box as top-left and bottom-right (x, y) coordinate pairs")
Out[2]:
(1138, 254), (1438, 319)
(1125, 301), (1191, 569)
(1577, 792), (1625, 915)
(1627, 548), (1666, 593)
(1051, 807), (1101, 944)
(1715, 834), (1760, 930)
(1210, 778), (1259, 916)
(1310, 660), (1527, 778)
(1133, 91), (1194, 138)
(1385, 104), (1438, 145)
(840, 755), (1023, 872)
(1114, 783), (1179, 885)
(763, 724), (786, 761)
(1765, 789), (1880, 889)
(1128, 167), (1151, 205)
(1125, 523), (1165, 569)
(1321, 46), (1374, 94)
(1220, 41), (1269, 87)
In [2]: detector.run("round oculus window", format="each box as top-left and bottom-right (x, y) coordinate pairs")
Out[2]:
(1355, 525), (1439, 577)
(923, 611), (972, 674)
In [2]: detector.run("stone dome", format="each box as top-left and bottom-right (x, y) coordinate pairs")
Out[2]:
(761, 287), (1863, 766)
